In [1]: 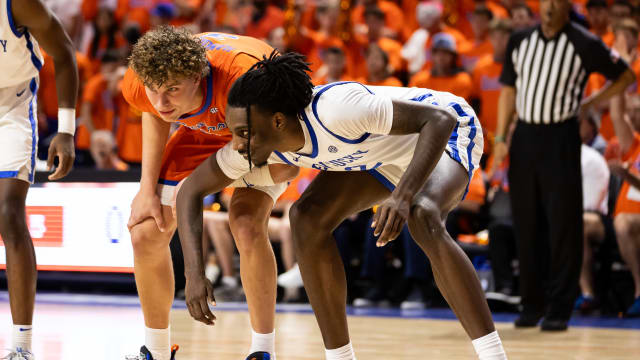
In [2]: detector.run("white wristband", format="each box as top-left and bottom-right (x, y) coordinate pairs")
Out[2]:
(57, 108), (76, 135)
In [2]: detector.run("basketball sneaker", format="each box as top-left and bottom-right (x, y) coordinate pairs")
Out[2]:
(125, 345), (179, 360)
(2, 348), (34, 360)
(245, 351), (271, 360)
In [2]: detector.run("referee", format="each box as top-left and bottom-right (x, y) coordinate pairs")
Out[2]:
(493, 0), (635, 331)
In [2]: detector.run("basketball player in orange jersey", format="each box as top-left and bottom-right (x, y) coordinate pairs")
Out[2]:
(1, 0), (78, 359)
(122, 26), (297, 360)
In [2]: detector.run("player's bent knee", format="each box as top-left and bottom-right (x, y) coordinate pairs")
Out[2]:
(130, 220), (171, 256)
(229, 214), (268, 254)
(409, 201), (445, 248)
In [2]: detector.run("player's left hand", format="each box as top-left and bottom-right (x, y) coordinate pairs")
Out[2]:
(185, 274), (217, 325)
(371, 194), (411, 247)
(47, 133), (75, 180)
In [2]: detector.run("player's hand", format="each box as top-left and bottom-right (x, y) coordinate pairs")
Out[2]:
(47, 133), (75, 180)
(128, 189), (167, 232)
(371, 194), (411, 247)
(185, 274), (216, 325)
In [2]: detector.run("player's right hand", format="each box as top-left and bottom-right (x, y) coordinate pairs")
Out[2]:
(128, 189), (167, 232)
(185, 274), (216, 325)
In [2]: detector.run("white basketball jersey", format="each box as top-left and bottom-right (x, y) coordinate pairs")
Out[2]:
(0, 0), (44, 88)
(218, 82), (483, 188)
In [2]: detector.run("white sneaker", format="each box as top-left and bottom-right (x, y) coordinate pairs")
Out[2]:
(277, 264), (303, 289)
(205, 263), (220, 283)
(2, 348), (34, 360)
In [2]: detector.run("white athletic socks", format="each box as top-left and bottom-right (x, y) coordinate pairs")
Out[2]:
(325, 342), (356, 360)
(472, 331), (507, 360)
(145, 326), (171, 360)
(12, 324), (32, 353)
(249, 329), (276, 359)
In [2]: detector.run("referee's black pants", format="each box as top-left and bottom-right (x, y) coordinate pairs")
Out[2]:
(508, 119), (583, 321)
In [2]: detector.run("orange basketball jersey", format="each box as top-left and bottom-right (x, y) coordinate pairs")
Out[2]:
(122, 32), (274, 138)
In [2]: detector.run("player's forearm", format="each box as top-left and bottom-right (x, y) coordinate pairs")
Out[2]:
(52, 49), (79, 109)
(176, 181), (207, 277)
(394, 110), (456, 200)
(496, 86), (516, 139)
(177, 156), (234, 275)
(140, 113), (171, 192)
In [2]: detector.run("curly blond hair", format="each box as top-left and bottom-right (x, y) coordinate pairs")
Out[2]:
(129, 25), (209, 88)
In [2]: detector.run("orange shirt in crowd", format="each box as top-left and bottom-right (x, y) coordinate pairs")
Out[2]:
(38, 50), (93, 120)
(471, 54), (503, 138)
(460, 38), (493, 71)
(86, 33), (127, 75)
(357, 76), (402, 87)
(115, 91), (142, 163)
(409, 70), (473, 102)
(586, 55), (640, 140)
(608, 134), (640, 216)
(290, 29), (346, 74)
(351, 0), (405, 40)
(123, 32), (273, 135)
(245, 5), (285, 40)
(115, 0), (159, 32)
(78, 73), (117, 150)
(455, 0), (508, 40)
(348, 37), (405, 79)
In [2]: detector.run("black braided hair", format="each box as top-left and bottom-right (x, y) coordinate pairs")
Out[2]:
(228, 50), (313, 169)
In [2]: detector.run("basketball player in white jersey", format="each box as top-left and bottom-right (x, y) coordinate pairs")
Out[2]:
(1, 0), (78, 358)
(175, 52), (508, 360)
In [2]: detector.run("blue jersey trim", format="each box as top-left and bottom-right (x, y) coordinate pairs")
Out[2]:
(179, 64), (214, 120)
(367, 169), (395, 192)
(296, 110), (319, 158)
(158, 179), (180, 186)
(23, 31), (42, 71)
(447, 102), (478, 199)
(273, 151), (294, 165)
(0, 171), (19, 178)
(7, 0), (23, 37)
(409, 93), (433, 102)
(311, 81), (372, 144)
(28, 78), (37, 182)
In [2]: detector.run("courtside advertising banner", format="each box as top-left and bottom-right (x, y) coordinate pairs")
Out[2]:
(0, 182), (137, 272)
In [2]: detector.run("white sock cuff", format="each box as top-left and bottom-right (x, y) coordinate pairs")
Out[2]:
(472, 331), (506, 359)
(145, 326), (170, 347)
(325, 342), (356, 360)
(250, 328), (276, 355)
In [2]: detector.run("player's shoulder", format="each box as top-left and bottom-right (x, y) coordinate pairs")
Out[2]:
(198, 32), (272, 66)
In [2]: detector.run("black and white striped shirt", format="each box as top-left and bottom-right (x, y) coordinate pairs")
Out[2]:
(500, 22), (628, 124)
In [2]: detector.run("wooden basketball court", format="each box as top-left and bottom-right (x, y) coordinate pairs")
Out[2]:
(1, 294), (640, 359)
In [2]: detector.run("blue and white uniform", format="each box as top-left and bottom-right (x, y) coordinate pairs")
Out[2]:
(218, 82), (483, 196)
(0, 0), (44, 183)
